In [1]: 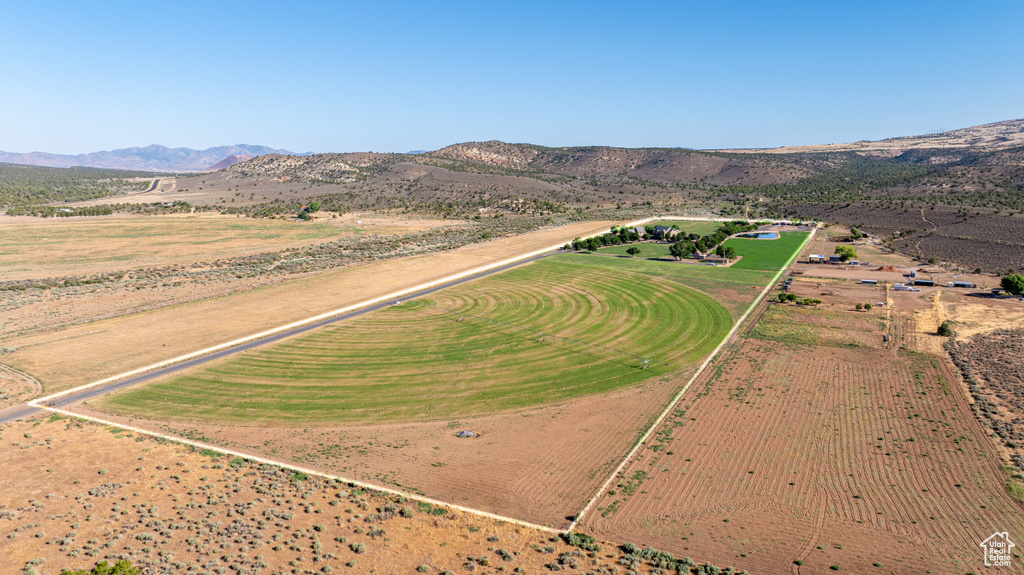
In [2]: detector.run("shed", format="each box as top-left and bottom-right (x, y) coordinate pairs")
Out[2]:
(861, 279), (878, 285)
(954, 281), (975, 288)
(912, 279), (934, 287)
(829, 255), (842, 264)
(809, 254), (826, 263)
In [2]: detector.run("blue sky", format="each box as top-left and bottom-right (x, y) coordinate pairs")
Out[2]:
(1, 1), (1021, 154)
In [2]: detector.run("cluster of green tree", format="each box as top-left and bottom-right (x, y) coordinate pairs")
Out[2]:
(665, 220), (758, 260)
(107, 200), (195, 215)
(568, 225), (643, 251)
(297, 200), (323, 220)
(1002, 274), (1024, 295)
(6, 204), (113, 217)
(834, 245), (858, 261)
(777, 293), (822, 306)
(0, 163), (155, 207)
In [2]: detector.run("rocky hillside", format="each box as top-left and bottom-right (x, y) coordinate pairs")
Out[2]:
(727, 118), (1024, 156)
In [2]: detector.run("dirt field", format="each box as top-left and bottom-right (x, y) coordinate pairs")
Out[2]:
(581, 282), (1024, 574)
(0, 213), (459, 280)
(75, 369), (692, 530)
(1, 221), (615, 393)
(0, 415), (659, 574)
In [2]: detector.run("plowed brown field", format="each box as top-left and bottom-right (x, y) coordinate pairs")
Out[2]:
(582, 286), (1024, 574)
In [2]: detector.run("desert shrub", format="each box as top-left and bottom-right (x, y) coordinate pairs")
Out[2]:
(937, 321), (954, 337)
(350, 542), (365, 554)
(60, 559), (139, 575)
(562, 531), (601, 553)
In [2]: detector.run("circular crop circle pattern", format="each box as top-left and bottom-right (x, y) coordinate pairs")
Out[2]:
(97, 260), (732, 425)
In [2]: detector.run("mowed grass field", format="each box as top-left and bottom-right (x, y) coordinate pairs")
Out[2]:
(555, 253), (777, 318)
(595, 241), (674, 258)
(94, 258), (733, 425)
(722, 231), (810, 271)
(648, 220), (723, 236)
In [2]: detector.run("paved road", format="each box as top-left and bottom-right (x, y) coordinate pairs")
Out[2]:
(0, 252), (555, 424)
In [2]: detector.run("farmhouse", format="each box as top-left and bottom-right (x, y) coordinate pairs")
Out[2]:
(633, 226), (646, 237)
(652, 225), (677, 240)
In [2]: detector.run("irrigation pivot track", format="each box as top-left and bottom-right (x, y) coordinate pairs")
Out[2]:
(27, 253), (552, 413)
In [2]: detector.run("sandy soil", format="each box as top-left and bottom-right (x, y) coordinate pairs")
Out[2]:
(73, 369), (693, 530)
(581, 283), (1024, 574)
(1, 221), (615, 392)
(1, 416), (665, 575)
(0, 212), (460, 280)
(0, 364), (41, 411)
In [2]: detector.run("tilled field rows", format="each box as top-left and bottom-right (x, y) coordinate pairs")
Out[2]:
(583, 336), (1024, 574)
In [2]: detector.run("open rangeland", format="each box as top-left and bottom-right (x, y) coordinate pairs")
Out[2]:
(0, 212), (458, 280)
(1, 415), (713, 575)
(0, 221), (616, 393)
(581, 280), (1024, 574)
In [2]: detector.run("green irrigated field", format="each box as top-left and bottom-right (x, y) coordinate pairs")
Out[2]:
(94, 258), (733, 425)
(648, 220), (723, 236)
(722, 231), (810, 271)
(596, 242), (673, 258)
(554, 253), (776, 319)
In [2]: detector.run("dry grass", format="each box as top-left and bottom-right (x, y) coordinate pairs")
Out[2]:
(1, 221), (616, 392)
(0, 212), (456, 280)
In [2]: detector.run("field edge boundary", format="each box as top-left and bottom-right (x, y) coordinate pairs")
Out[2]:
(566, 227), (817, 531)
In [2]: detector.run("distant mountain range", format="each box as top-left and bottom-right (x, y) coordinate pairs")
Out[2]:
(0, 144), (308, 172)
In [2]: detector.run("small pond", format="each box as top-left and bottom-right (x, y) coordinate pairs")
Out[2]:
(736, 231), (779, 239)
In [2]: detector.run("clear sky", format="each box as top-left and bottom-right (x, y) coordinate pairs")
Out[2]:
(1, 1), (1021, 154)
